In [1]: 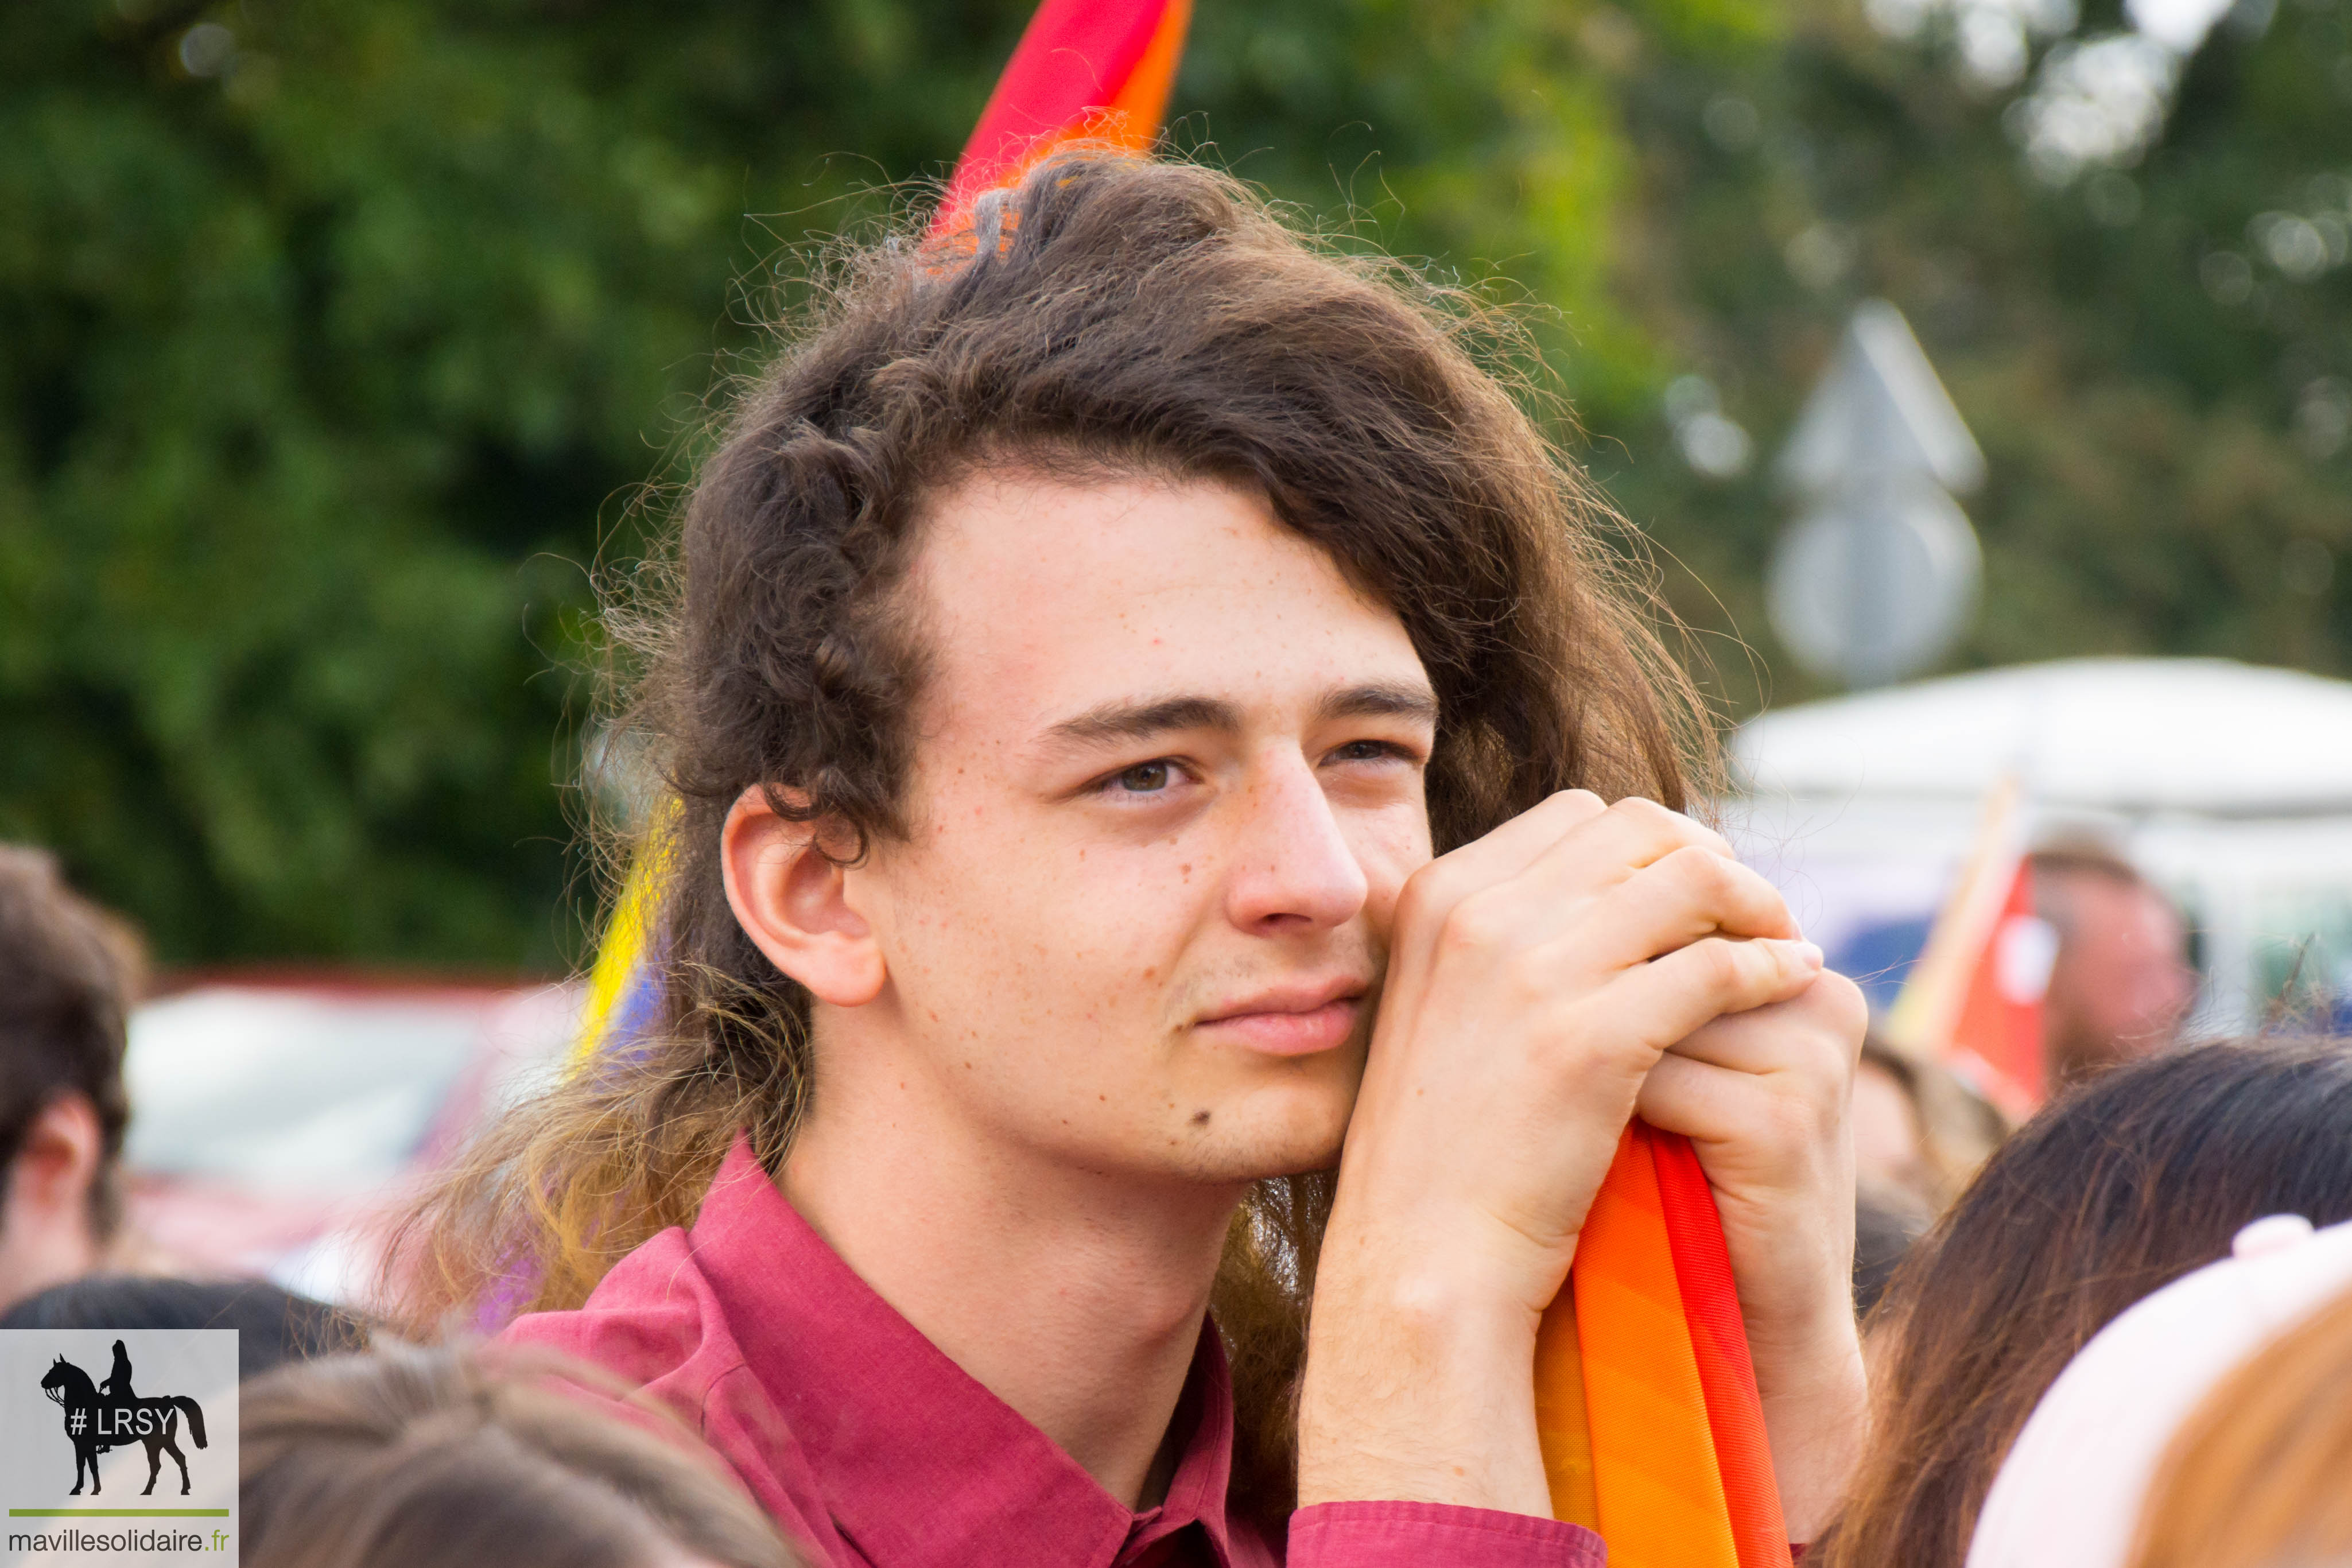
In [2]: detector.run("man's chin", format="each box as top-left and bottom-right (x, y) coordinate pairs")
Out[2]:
(1177, 1098), (1351, 1185)
(1170, 1144), (1342, 1187)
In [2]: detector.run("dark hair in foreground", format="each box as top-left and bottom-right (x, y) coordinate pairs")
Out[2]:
(0, 1276), (354, 1382)
(392, 150), (1712, 1522)
(1815, 1038), (2352, 1568)
(0, 845), (141, 1239)
(240, 1342), (796, 1568)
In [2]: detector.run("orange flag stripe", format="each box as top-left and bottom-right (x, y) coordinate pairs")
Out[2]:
(1566, 1125), (1741, 1568)
(1533, 1283), (1600, 1528)
(1104, 0), (1190, 132)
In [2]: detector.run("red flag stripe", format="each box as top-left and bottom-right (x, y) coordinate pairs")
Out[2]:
(939, 0), (1181, 226)
(1649, 1126), (1792, 1568)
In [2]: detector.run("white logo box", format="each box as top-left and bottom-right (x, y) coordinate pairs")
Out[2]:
(1, 1329), (238, 1566)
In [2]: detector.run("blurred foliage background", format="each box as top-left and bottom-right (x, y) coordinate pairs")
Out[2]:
(3, 0), (2347, 968)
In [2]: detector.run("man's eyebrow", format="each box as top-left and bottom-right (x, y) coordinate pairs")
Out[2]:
(1037, 684), (1439, 757)
(1037, 695), (1245, 754)
(1317, 682), (1440, 727)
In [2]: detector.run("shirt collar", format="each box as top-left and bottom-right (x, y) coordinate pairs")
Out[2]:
(687, 1136), (1239, 1568)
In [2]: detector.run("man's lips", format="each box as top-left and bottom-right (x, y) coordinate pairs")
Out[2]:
(1194, 980), (1369, 1057)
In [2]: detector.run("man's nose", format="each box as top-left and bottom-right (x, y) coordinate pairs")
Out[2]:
(1223, 750), (1371, 933)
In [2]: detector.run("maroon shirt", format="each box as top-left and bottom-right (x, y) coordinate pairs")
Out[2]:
(503, 1136), (1604, 1567)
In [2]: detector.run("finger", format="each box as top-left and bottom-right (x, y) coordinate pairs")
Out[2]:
(1636, 1046), (1849, 1168)
(1633, 1049), (1760, 1148)
(1388, 789), (1610, 990)
(1431, 798), (1744, 962)
(1522, 795), (1736, 898)
(1577, 794), (1738, 867)
(1590, 934), (1825, 1058)
(1565, 844), (1800, 974)
(1666, 972), (1867, 1076)
(1427, 788), (1612, 894)
(1511, 798), (1743, 946)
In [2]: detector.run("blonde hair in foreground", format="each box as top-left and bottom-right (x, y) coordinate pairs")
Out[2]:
(2127, 1282), (2352, 1568)
(385, 149), (1718, 1528)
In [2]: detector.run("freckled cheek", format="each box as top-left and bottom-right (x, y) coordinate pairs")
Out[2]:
(930, 850), (1197, 999)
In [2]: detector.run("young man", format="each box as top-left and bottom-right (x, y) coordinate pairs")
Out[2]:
(429, 154), (1868, 1565)
(0, 845), (139, 1313)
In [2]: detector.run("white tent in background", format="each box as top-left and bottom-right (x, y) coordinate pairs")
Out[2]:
(1724, 658), (2352, 1033)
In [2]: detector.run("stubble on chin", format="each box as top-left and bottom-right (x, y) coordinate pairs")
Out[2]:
(1175, 1028), (1371, 1185)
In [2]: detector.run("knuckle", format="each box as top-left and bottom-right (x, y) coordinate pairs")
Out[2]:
(1616, 794), (1721, 847)
(1815, 971), (1869, 1050)
(1664, 842), (1734, 894)
(1438, 888), (1512, 955)
(1546, 788), (1608, 825)
(1394, 864), (1449, 925)
(1500, 944), (1558, 1004)
(1592, 1035), (1666, 1085)
(1693, 936), (1746, 991)
(1609, 794), (1674, 828)
(1402, 854), (1480, 921)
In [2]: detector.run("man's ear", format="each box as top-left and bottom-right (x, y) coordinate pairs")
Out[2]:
(720, 787), (887, 1007)
(6, 1093), (102, 1232)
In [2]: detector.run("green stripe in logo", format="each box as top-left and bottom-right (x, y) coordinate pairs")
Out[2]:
(8, 1508), (231, 1516)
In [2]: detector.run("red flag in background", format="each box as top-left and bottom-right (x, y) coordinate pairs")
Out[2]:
(934, 0), (1194, 234)
(1882, 777), (2057, 1122)
(1945, 856), (2055, 1120)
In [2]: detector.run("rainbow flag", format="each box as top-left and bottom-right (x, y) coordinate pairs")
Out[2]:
(934, 0), (1193, 232)
(571, 807), (670, 1065)
(1536, 1121), (1791, 1568)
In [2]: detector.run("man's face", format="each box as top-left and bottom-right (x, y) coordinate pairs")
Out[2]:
(826, 471), (1436, 1186)
(2044, 874), (2196, 1081)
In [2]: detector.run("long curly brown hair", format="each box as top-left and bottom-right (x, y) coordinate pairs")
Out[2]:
(387, 149), (1714, 1530)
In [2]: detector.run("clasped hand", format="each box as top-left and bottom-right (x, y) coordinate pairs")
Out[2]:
(1298, 791), (1868, 1535)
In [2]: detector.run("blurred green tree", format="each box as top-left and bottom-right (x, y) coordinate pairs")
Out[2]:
(1, 1), (1031, 967)
(1585, 0), (2352, 712)
(3, 0), (2344, 965)
(2, 0), (1717, 966)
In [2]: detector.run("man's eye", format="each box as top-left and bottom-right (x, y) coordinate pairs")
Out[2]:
(1114, 760), (1173, 793)
(1329, 740), (1402, 764)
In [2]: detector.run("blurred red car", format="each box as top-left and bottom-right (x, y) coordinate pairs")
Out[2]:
(119, 972), (579, 1310)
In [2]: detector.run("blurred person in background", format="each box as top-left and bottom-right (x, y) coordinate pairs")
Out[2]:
(1852, 1035), (2007, 1217)
(0, 845), (143, 1310)
(1812, 1039), (2352, 1568)
(1849, 1037), (2008, 1318)
(2031, 838), (2198, 1092)
(2, 1276), (353, 1381)
(1852, 1038), (1936, 1211)
(1852, 1192), (1926, 1321)
(1850, 1039), (1936, 1318)
(241, 1341), (798, 1568)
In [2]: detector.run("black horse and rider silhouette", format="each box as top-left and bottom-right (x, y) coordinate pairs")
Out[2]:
(37, 1340), (209, 1496)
